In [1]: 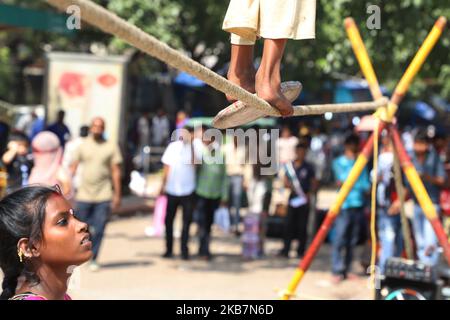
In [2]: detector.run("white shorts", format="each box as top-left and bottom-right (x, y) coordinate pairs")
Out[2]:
(223, 0), (317, 45)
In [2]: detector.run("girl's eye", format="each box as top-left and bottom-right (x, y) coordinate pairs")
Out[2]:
(57, 218), (68, 226)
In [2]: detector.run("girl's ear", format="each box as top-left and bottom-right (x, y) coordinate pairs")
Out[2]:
(17, 238), (32, 259)
(17, 238), (41, 259)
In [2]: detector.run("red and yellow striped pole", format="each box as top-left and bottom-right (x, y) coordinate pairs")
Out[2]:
(281, 124), (385, 300)
(345, 18), (383, 101)
(390, 127), (450, 264)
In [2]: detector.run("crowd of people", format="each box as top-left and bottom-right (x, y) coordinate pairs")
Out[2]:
(151, 116), (449, 285)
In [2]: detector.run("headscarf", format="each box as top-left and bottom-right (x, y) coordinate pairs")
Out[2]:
(29, 131), (63, 186)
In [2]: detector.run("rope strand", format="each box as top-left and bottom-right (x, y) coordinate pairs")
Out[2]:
(369, 120), (379, 299)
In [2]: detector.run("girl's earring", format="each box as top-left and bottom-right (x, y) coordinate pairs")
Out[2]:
(18, 249), (24, 263)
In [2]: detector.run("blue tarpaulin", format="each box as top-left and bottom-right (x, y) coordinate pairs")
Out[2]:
(413, 101), (436, 121)
(334, 80), (389, 103)
(174, 72), (205, 87)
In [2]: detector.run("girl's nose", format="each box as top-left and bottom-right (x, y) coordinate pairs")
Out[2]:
(77, 219), (89, 233)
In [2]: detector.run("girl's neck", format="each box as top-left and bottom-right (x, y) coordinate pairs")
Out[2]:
(19, 265), (70, 300)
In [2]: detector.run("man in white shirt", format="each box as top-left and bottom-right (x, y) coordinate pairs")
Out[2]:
(160, 126), (197, 260)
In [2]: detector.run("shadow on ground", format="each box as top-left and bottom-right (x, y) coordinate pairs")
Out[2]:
(99, 260), (153, 269)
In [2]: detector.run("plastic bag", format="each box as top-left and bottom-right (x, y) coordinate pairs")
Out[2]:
(242, 214), (261, 259)
(129, 170), (147, 197)
(214, 206), (230, 233)
(145, 195), (167, 237)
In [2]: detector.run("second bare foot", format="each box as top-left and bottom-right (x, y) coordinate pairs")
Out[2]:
(255, 75), (293, 117)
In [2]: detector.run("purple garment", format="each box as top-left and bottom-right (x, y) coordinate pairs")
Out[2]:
(10, 293), (72, 300)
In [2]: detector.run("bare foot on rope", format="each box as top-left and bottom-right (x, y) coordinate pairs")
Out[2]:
(255, 38), (293, 117)
(255, 77), (293, 117)
(255, 67), (293, 117)
(226, 44), (256, 102)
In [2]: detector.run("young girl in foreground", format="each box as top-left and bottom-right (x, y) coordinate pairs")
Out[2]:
(0, 185), (92, 300)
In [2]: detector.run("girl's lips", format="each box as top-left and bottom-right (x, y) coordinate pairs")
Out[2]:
(80, 234), (92, 247)
(81, 239), (92, 250)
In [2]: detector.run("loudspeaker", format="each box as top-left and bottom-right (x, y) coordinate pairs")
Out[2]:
(376, 277), (442, 300)
(376, 258), (443, 300)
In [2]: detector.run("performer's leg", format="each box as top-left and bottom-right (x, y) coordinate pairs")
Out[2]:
(223, 0), (258, 102)
(226, 44), (256, 102)
(255, 39), (293, 117)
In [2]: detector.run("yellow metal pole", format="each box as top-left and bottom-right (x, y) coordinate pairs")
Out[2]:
(391, 17), (447, 105)
(344, 18), (383, 100)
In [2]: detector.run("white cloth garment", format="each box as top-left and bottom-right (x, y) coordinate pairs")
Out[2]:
(223, 0), (317, 45)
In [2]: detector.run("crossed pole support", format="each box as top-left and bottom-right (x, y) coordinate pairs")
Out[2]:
(281, 16), (448, 300)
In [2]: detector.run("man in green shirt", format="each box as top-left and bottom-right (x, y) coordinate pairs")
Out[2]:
(196, 134), (229, 260)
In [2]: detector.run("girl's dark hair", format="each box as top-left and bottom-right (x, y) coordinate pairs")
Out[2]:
(0, 185), (60, 300)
